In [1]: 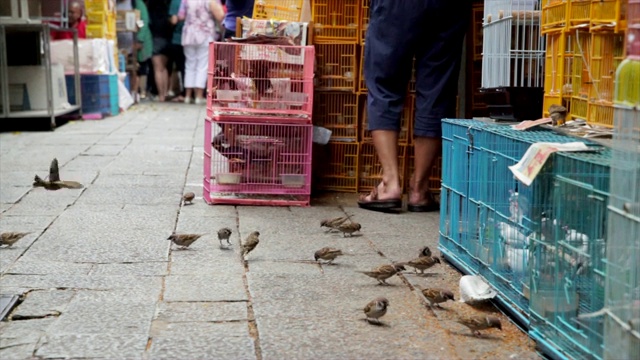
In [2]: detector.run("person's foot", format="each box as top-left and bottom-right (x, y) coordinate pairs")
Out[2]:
(183, 96), (193, 104)
(357, 181), (403, 213)
(407, 175), (439, 212)
(194, 98), (206, 105)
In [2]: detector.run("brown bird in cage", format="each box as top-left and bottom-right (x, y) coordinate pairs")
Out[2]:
(33, 158), (83, 191)
(548, 104), (568, 126)
(1, 232), (31, 247)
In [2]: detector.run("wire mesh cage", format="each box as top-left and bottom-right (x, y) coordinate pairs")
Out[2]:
(571, 29), (592, 120)
(311, 0), (360, 43)
(314, 142), (359, 192)
(204, 118), (313, 206)
(314, 43), (358, 92)
(529, 151), (611, 360)
(252, 0), (304, 21)
(358, 46), (366, 93)
(206, 42), (315, 122)
(568, 0), (592, 28)
(358, 142), (407, 193)
(481, 0), (546, 120)
(630, 0), (640, 28)
(360, 94), (413, 144)
(603, 55), (640, 360)
(313, 91), (359, 142)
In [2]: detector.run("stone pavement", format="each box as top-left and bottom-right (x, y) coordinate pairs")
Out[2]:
(0, 103), (539, 359)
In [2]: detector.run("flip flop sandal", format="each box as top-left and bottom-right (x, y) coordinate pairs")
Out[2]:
(357, 186), (402, 213)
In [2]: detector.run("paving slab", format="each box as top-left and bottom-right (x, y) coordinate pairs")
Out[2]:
(163, 274), (247, 302)
(10, 289), (75, 319)
(155, 301), (248, 322)
(35, 333), (149, 359)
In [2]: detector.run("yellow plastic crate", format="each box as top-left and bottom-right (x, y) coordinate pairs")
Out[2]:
(543, 29), (574, 117)
(312, 0), (359, 43)
(314, 43), (358, 91)
(590, 32), (625, 103)
(358, 142), (407, 193)
(253, 0), (303, 21)
(313, 91), (359, 142)
(572, 29), (592, 98)
(590, 0), (627, 32)
(315, 142), (359, 192)
(568, 0), (591, 28)
(86, 11), (107, 26)
(85, 0), (110, 13)
(588, 102), (615, 127)
(86, 24), (108, 38)
(360, 93), (413, 144)
(542, 0), (569, 34)
(570, 96), (589, 120)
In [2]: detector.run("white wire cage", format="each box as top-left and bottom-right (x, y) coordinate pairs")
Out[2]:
(481, 0), (545, 89)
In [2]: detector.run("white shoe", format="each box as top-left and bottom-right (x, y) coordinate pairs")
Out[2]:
(195, 98), (206, 105)
(184, 97), (193, 104)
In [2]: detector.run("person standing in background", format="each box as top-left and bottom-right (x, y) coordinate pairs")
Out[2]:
(178, 0), (225, 105)
(147, 0), (173, 102)
(168, 0), (187, 102)
(50, 1), (87, 40)
(131, 0), (153, 103)
(222, 0), (254, 39)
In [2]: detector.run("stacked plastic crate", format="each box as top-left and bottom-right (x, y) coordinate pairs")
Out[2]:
(542, 0), (628, 127)
(203, 41), (316, 206)
(310, 0), (361, 192)
(603, 3), (640, 358)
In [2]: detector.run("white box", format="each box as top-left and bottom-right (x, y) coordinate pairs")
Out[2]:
(50, 38), (111, 74)
(7, 63), (68, 111)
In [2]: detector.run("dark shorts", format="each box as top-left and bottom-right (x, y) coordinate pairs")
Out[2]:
(152, 37), (171, 56)
(137, 59), (150, 76)
(365, 0), (471, 138)
(167, 43), (185, 73)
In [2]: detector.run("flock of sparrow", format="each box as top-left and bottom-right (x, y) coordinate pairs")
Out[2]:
(0, 158), (503, 338)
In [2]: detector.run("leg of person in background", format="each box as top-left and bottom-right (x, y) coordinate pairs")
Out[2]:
(146, 58), (155, 99)
(136, 59), (149, 100)
(152, 54), (169, 101)
(193, 41), (209, 105)
(170, 44), (185, 102)
(183, 44), (196, 103)
(357, 1), (415, 213)
(409, 2), (469, 212)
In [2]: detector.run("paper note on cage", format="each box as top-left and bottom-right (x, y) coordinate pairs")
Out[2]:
(510, 118), (553, 131)
(509, 142), (591, 186)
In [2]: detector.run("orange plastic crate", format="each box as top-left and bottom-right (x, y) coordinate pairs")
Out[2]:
(542, 0), (569, 33)
(253, 0), (303, 21)
(568, 0), (591, 28)
(590, 0), (627, 32)
(312, 0), (360, 43)
(360, 0), (369, 44)
(404, 150), (442, 196)
(314, 43), (358, 91)
(315, 142), (359, 192)
(358, 142), (407, 193)
(361, 94), (413, 144)
(313, 91), (359, 142)
(358, 45), (366, 93)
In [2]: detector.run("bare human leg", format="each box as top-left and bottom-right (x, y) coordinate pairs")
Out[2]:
(369, 129), (402, 201)
(409, 136), (441, 207)
(152, 54), (169, 102)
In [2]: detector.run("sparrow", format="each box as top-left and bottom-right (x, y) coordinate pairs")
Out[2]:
(241, 231), (260, 259)
(314, 247), (343, 264)
(456, 315), (502, 336)
(357, 264), (406, 285)
(400, 256), (441, 274)
(320, 215), (352, 232)
(33, 158), (83, 191)
(548, 104), (567, 126)
(363, 297), (389, 324)
(0, 232), (31, 247)
(336, 222), (361, 237)
(419, 246), (432, 258)
(167, 233), (203, 250)
(217, 227), (233, 247)
(421, 288), (455, 308)
(182, 192), (195, 205)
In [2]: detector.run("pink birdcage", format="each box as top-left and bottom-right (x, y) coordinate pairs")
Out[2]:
(203, 118), (313, 206)
(206, 42), (315, 124)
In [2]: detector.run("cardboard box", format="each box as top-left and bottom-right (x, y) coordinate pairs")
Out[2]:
(116, 10), (139, 32)
(6, 64), (68, 111)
